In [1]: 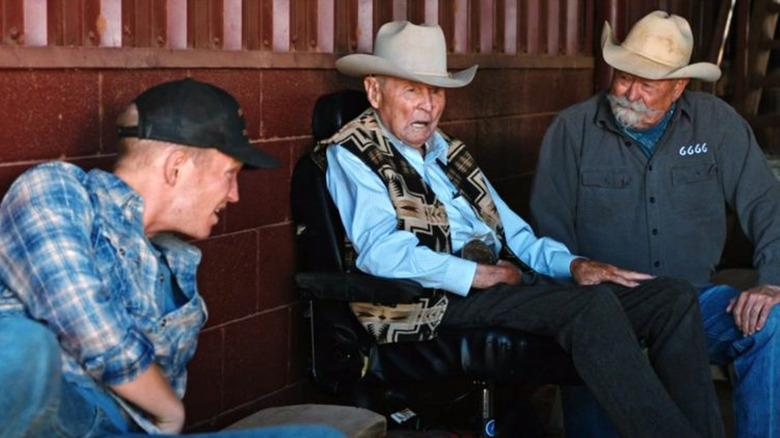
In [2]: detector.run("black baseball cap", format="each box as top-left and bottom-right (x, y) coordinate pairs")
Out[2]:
(117, 78), (280, 169)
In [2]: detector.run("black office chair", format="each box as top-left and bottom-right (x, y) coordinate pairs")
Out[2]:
(291, 90), (581, 437)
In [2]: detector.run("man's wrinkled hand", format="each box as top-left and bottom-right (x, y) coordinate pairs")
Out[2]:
(472, 260), (522, 289)
(570, 258), (653, 288)
(727, 284), (780, 336)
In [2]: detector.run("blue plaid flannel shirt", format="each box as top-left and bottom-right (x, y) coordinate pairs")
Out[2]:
(0, 162), (207, 432)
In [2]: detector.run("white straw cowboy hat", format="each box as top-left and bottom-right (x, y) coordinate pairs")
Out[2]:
(336, 21), (477, 88)
(602, 10), (721, 82)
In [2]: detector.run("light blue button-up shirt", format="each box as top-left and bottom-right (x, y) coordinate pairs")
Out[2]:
(326, 118), (577, 296)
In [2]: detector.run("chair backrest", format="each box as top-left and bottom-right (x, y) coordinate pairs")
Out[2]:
(312, 89), (370, 142)
(291, 90), (374, 393)
(291, 90), (370, 273)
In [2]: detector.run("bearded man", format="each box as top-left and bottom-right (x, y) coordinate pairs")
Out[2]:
(531, 10), (780, 438)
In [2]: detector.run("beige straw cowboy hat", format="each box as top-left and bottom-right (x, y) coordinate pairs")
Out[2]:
(336, 21), (478, 88)
(602, 10), (721, 82)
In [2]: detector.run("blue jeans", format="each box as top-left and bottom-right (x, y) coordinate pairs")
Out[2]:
(113, 427), (348, 438)
(562, 284), (780, 438)
(0, 316), (346, 438)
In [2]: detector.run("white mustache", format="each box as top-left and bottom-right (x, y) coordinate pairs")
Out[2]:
(607, 94), (664, 128)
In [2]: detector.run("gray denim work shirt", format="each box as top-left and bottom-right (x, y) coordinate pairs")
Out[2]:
(530, 90), (780, 288)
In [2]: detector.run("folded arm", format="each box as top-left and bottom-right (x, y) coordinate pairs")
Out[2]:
(112, 364), (185, 433)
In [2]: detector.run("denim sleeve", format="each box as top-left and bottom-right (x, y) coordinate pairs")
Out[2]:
(0, 165), (154, 385)
(325, 146), (478, 296)
(717, 112), (780, 287)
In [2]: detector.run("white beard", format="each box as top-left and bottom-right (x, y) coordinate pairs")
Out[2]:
(607, 94), (664, 129)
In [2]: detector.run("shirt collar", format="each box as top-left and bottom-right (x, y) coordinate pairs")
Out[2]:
(86, 168), (202, 264)
(373, 110), (449, 165)
(87, 169), (145, 230)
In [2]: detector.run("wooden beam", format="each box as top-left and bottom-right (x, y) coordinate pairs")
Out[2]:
(23, 0), (47, 46)
(733, 0), (749, 113)
(503, 0), (517, 54)
(223, 0), (241, 50)
(706, 0), (734, 65)
(0, 45), (593, 69)
(317, 0), (335, 52)
(424, 0), (438, 24)
(392, 0), (406, 21)
(750, 73), (780, 89)
(565, 0), (578, 55)
(272, 0), (289, 51)
(355, 0), (372, 53)
(745, 0), (779, 116)
(547, 0), (560, 55)
(759, 39), (780, 50)
(479, 0), (494, 54)
(451, 0), (467, 53)
(750, 112), (780, 129)
(526, 0), (540, 55)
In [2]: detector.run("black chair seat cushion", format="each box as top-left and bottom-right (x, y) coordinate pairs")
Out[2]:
(309, 297), (580, 395)
(367, 327), (579, 386)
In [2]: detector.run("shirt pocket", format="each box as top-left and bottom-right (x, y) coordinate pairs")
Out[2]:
(94, 230), (149, 314)
(669, 162), (721, 220)
(153, 298), (206, 375)
(577, 168), (636, 232)
(581, 169), (633, 189)
(671, 163), (718, 186)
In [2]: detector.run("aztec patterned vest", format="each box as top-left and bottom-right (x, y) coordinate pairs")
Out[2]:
(311, 109), (527, 344)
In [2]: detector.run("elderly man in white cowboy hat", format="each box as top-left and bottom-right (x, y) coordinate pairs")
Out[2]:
(312, 20), (726, 438)
(531, 10), (780, 438)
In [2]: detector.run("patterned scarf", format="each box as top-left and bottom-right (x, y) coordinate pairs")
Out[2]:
(312, 109), (524, 343)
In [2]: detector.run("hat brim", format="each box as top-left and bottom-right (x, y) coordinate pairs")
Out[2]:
(223, 143), (281, 169)
(336, 54), (477, 88)
(601, 23), (721, 82)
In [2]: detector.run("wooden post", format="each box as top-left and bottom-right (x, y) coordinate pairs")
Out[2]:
(594, 0), (623, 91)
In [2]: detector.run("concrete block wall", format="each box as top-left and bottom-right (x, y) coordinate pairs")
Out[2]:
(0, 65), (594, 430)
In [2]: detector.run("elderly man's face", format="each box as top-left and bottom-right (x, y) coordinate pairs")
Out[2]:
(365, 76), (445, 150)
(609, 71), (688, 129)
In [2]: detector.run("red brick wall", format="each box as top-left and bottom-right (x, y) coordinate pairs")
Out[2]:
(0, 65), (594, 430)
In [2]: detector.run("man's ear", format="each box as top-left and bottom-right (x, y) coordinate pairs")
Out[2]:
(163, 149), (189, 186)
(672, 78), (690, 101)
(364, 76), (382, 109)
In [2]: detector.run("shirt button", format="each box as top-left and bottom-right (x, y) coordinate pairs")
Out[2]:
(648, 165), (653, 171)
(161, 319), (167, 327)
(624, 141), (631, 147)
(158, 274), (164, 282)
(654, 261), (660, 267)
(652, 228), (658, 235)
(118, 248), (125, 256)
(649, 197), (655, 203)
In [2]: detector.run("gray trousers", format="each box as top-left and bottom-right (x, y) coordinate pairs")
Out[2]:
(441, 276), (725, 438)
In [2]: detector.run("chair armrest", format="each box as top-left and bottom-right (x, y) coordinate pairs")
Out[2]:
(295, 272), (427, 304)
